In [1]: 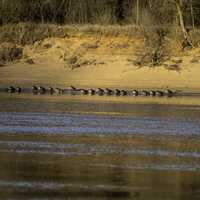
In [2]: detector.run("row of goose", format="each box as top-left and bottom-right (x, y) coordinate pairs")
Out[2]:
(6, 86), (21, 93)
(6, 86), (175, 97)
(76, 87), (175, 97)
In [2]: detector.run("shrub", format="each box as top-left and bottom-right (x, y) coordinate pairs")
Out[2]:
(189, 29), (200, 47)
(0, 43), (23, 64)
(0, 23), (68, 45)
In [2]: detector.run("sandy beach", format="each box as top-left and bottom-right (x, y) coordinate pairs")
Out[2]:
(1, 35), (200, 92)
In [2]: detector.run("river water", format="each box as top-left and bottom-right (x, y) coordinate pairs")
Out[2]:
(0, 94), (200, 200)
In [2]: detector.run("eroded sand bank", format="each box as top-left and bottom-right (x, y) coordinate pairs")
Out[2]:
(1, 35), (200, 92)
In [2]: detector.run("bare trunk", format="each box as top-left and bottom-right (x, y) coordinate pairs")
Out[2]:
(190, 0), (195, 30)
(174, 0), (193, 47)
(136, 0), (139, 25)
(116, 0), (124, 23)
(40, 3), (44, 24)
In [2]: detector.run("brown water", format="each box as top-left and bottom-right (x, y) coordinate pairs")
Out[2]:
(0, 94), (200, 200)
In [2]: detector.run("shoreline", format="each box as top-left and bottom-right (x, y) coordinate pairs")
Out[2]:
(1, 90), (200, 109)
(1, 86), (200, 97)
(1, 62), (200, 93)
(1, 34), (200, 93)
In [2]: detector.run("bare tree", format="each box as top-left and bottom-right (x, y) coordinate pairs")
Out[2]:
(190, 0), (195, 30)
(136, 0), (139, 25)
(173, 0), (193, 47)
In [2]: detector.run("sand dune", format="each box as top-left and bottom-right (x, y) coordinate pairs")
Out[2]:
(1, 35), (200, 92)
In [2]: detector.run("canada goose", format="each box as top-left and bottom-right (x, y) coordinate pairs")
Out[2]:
(165, 89), (174, 97)
(105, 88), (113, 95)
(55, 88), (64, 94)
(70, 86), (77, 91)
(64, 86), (74, 94)
(115, 89), (121, 96)
(120, 90), (127, 96)
(96, 88), (104, 96)
(32, 86), (38, 94)
(149, 91), (156, 96)
(7, 86), (15, 93)
(155, 91), (164, 97)
(141, 90), (150, 96)
(38, 86), (46, 94)
(48, 87), (55, 94)
(88, 89), (95, 95)
(16, 87), (21, 93)
(80, 89), (88, 95)
(132, 90), (139, 96)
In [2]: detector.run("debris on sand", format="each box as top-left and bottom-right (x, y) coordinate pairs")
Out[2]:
(64, 54), (99, 70)
(164, 64), (181, 73)
(25, 58), (35, 65)
(190, 57), (199, 63)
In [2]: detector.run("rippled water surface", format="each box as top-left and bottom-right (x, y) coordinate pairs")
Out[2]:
(1, 94), (200, 200)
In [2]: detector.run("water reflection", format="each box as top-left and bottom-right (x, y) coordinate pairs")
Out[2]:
(0, 94), (200, 199)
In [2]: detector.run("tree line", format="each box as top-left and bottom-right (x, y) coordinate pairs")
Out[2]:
(0, 0), (200, 27)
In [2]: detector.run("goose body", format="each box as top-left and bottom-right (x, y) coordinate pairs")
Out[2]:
(141, 90), (150, 96)
(115, 89), (121, 96)
(120, 90), (127, 96)
(88, 89), (95, 95)
(165, 89), (174, 96)
(48, 87), (55, 94)
(155, 91), (164, 97)
(16, 87), (21, 93)
(149, 91), (156, 96)
(96, 88), (104, 96)
(32, 86), (38, 94)
(132, 90), (139, 96)
(7, 86), (16, 93)
(55, 88), (64, 94)
(80, 89), (88, 95)
(105, 88), (113, 95)
(38, 86), (46, 94)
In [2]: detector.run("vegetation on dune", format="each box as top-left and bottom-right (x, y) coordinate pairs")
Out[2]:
(0, 43), (23, 65)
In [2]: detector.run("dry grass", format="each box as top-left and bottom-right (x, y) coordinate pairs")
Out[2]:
(0, 23), (142, 46)
(190, 29), (200, 47)
(76, 24), (142, 37)
(0, 23), (68, 45)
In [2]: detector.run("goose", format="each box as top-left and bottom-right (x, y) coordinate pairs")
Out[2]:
(38, 86), (46, 94)
(155, 91), (164, 97)
(64, 86), (75, 94)
(48, 87), (55, 94)
(55, 88), (64, 94)
(80, 89), (88, 95)
(149, 91), (156, 96)
(115, 89), (121, 96)
(105, 88), (113, 95)
(7, 86), (16, 93)
(32, 86), (38, 94)
(132, 90), (139, 96)
(16, 87), (21, 93)
(88, 89), (95, 95)
(165, 89), (174, 97)
(120, 90), (127, 96)
(96, 88), (104, 96)
(141, 90), (150, 96)
(70, 86), (77, 91)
